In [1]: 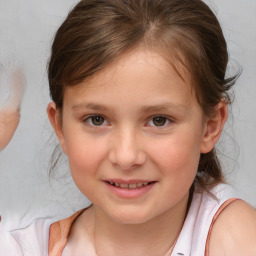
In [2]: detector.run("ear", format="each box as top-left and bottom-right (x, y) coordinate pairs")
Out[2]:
(200, 101), (228, 153)
(47, 102), (67, 154)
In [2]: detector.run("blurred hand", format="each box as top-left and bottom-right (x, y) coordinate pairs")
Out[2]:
(0, 62), (26, 150)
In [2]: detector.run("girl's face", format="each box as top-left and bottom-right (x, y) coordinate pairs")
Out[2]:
(50, 49), (218, 224)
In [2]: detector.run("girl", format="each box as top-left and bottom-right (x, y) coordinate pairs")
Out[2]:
(6, 0), (256, 255)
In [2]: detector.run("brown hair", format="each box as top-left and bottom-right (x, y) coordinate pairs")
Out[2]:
(48, 0), (240, 188)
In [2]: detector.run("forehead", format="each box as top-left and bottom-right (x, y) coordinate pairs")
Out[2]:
(63, 48), (196, 109)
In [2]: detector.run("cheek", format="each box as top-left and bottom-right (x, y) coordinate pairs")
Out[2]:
(64, 133), (108, 179)
(148, 131), (201, 179)
(65, 135), (109, 201)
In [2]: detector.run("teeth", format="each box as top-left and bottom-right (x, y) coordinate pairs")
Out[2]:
(108, 181), (151, 189)
(120, 183), (128, 188)
(128, 184), (137, 189)
(137, 183), (143, 188)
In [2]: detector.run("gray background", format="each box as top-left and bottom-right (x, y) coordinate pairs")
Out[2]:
(0, 0), (255, 225)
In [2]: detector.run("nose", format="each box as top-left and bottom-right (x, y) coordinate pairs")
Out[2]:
(108, 127), (146, 170)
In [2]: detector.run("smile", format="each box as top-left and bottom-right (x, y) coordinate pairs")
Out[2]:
(104, 179), (156, 198)
(106, 181), (154, 189)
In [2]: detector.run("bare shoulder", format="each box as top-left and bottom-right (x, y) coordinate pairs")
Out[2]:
(209, 199), (256, 256)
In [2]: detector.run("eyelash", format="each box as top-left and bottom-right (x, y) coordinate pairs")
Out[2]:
(82, 115), (174, 127)
(146, 115), (173, 127)
(83, 115), (109, 127)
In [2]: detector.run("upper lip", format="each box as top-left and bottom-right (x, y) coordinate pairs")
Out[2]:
(103, 179), (155, 184)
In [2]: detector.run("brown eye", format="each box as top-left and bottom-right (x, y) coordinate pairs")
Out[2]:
(89, 116), (106, 126)
(152, 116), (167, 126)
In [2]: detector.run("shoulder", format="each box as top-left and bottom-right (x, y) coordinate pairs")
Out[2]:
(11, 217), (52, 243)
(49, 208), (88, 256)
(209, 199), (256, 256)
(0, 217), (53, 256)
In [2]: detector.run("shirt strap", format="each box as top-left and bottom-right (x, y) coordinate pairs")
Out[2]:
(48, 209), (85, 256)
(205, 198), (240, 256)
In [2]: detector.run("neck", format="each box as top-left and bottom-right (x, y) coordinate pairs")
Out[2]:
(92, 193), (189, 256)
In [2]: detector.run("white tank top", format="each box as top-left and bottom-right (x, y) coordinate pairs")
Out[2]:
(1, 184), (238, 256)
(171, 183), (238, 256)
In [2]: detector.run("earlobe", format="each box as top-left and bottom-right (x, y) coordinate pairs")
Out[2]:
(200, 101), (228, 153)
(47, 102), (67, 154)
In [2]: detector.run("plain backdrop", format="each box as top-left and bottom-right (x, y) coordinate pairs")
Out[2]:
(0, 0), (255, 225)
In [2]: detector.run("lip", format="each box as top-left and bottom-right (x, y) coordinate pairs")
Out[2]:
(103, 179), (156, 199)
(105, 179), (153, 184)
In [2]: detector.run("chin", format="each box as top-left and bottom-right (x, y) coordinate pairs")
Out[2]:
(108, 209), (153, 225)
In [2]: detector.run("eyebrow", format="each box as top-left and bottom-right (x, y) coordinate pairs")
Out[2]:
(72, 103), (108, 111)
(72, 102), (187, 113)
(141, 103), (187, 113)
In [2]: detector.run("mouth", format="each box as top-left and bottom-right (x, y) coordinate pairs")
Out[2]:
(104, 180), (156, 189)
